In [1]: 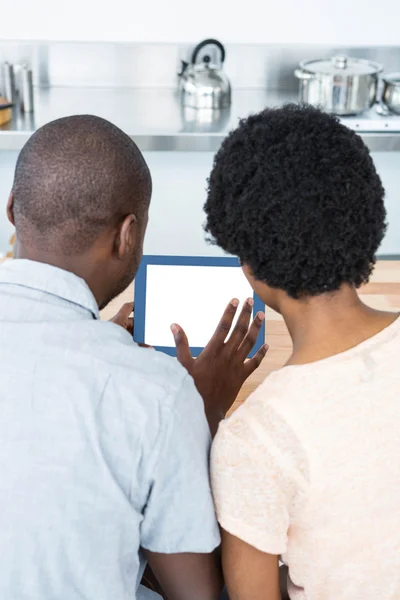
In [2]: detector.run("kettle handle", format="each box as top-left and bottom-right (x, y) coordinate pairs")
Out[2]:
(191, 39), (226, 65)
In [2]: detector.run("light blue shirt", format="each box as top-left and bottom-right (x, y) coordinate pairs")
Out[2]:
(0, 259), (220, 600)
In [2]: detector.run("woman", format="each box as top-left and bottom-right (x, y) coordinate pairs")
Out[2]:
(207, 104), (400, 599)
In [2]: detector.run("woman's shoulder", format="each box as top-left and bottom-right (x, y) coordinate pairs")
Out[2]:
(221, 369), (309, 444)
(214, 378), (310, 486)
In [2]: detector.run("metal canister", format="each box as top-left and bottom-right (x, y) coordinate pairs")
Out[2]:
(20, 65), (34, 113)
(2, 62), (16, 103)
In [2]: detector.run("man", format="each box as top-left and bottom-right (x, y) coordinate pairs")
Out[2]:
(0, 115), (267, 600)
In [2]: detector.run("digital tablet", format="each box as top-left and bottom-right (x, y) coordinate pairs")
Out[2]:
(133, 255), (266, 357)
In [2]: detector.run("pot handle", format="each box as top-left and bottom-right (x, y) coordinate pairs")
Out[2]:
(191, 39), (226, 65)
(294, 68), (314, 80)
(375, 101), (391, 117)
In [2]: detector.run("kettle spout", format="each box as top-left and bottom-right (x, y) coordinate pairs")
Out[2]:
(178, 60), (189, 77)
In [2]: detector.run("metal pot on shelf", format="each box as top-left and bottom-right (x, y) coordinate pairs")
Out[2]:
(178, 38), (231, 110)
(381, 73), (400, 115)
(294, 56), (383, 116)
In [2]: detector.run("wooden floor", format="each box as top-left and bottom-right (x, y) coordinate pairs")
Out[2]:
(101, 260), (400, 411)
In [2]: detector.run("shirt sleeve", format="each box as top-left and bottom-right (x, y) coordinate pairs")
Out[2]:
(140, 373), (220, 554)
(211, 413), (304, 556)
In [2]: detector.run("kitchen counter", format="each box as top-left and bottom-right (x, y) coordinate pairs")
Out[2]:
(1, 87), (400, 152)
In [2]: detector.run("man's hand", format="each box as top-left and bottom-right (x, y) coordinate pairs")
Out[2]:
(110, 302), (134, 334)
(110, 302), (153, 349)
(171, 298), (268, 436)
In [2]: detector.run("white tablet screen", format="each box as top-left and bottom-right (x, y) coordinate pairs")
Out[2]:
(144, 264), (254, 348)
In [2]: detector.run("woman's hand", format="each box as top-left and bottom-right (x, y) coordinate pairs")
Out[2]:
(171, 298), (268, 436)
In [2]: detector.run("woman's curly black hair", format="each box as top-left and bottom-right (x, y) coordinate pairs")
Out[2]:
(204, 104), (387, 298)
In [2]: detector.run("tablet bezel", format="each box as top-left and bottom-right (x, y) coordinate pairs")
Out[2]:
(133, 255), (266, 357)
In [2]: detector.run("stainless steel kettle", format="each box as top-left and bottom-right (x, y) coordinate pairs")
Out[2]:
(179, 39), (231, 109)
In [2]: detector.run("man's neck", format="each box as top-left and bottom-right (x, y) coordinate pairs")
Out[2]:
(14, 241), (105, 308)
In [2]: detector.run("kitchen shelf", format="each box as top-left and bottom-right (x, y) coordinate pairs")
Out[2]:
(1, 87), (400, 152)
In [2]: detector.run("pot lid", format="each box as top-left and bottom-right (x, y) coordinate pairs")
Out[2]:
(299, 56), (382, 76)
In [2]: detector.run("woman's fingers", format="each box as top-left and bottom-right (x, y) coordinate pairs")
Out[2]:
(171, 323), (194, 371)
(226, 298), (254, 350)
(244, 343), (269, 377)
(205, 299), (240, 351)
(236, 311), (265, 361)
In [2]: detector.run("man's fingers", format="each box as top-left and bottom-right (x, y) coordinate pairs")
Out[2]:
(171, 323), (193, 371)
(237, 311), (265, 361)
(111, 302), (134, 324)
(114, 302), (134, 320)
(206, 299), (239, 351)
(244, 343), (269, 377)
(126, 317), (134, 335)
(227, 298), (254, 349)
(110, 302), (134, 330)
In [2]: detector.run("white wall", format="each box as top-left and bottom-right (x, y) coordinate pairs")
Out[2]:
(1, 151), (400, 258)
(0, 0), (398, 46)
(144, 151), (400, 258)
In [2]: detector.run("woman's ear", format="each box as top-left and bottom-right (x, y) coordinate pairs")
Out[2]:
(241, 262), (256, 284)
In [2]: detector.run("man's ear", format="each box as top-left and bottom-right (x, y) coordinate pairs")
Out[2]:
(117, 214), (137, 259)
(7, 192), (15, 226)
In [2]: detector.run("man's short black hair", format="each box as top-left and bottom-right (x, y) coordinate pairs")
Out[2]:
(13, 115), (152, 254)
(204, 104), (387, 298)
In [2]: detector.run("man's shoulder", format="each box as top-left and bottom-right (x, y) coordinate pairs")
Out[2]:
(80, 319), (190, 405)
(83, 322), (208, 459)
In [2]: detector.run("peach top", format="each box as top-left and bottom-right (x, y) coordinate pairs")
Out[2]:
(212, 317), (400, 599)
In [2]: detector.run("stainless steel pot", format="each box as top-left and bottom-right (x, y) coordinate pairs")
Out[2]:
(382, 73), (400, 115)
(294, 56), (383, 116)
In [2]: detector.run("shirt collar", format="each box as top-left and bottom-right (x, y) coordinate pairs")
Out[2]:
(0, 259), (100, 319)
